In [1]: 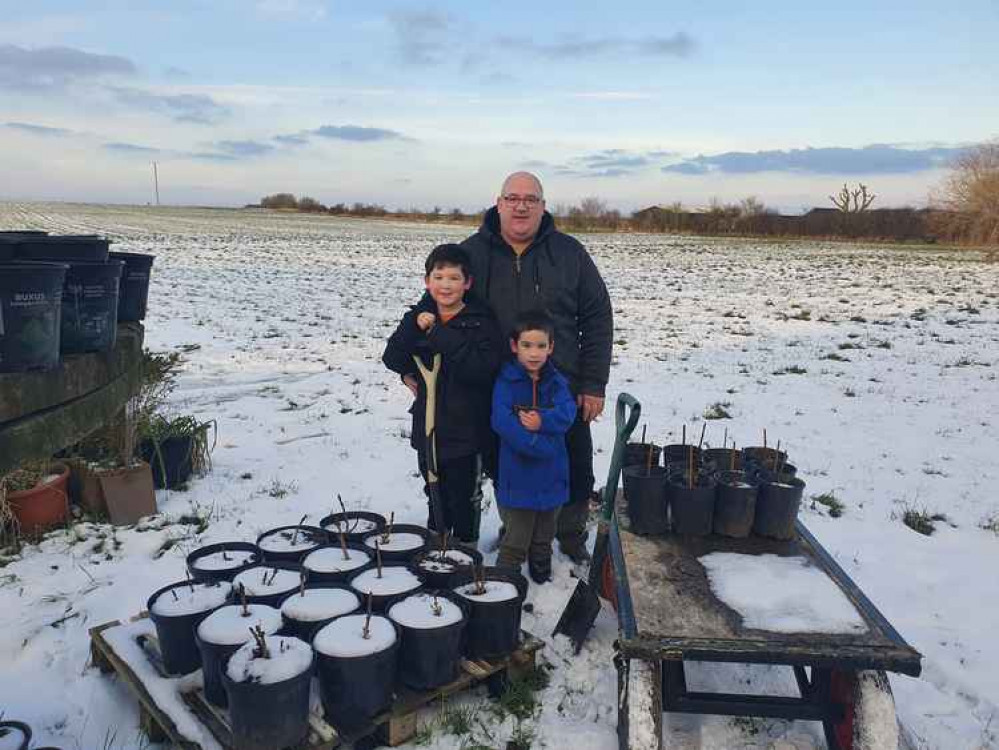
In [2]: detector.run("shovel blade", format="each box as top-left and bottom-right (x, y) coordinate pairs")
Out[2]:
(552, 579), (602, 654)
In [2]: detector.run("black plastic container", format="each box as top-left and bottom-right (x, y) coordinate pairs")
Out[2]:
(703, 448), (742, 473)
(139, 435), (194, 489)
(255, 525), (327, 563)
(0, 262), (67, 373)
(754, 478), (805, 540)
(222, 640), (313, 750)
(742, 446), (787, 471)
(59, 260), (123, 354)
(667, 476), (717, 537)
(361, 523), (430, 563)
(662, 444), (702, 470)
(624, 442), (661, 469)
(231, 562), (303, 608)
(0, 720), (31, 750)
(410, 544), (483, 589)
(452, 567), (527, 660)
(713, 471), (757, 538)
(147, 580), (231, 675)
(622, 466), (670, 535)
(109, 251), (154, 321)
(195, 604), (282, 707)
(280, 582), (360, 641)
(302, 543), (373, 584)
(320, 511), (387, 543)
(10, 235), (109, 262)
(349, 563), (423, 612)
(388, 590), (468, 690)
(186, 541), (261, 583)
(314, 614), (402, 733)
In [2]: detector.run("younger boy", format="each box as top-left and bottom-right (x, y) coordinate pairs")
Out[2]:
(491, 310), (577, 583)
(382, 244), (504, 543)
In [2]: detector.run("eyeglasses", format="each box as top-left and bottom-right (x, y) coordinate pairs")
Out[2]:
(501, 194), (542, 207)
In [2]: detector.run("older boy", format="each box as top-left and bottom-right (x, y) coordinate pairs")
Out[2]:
(383, 244), (504, 543)
(491, 310), (577, 583)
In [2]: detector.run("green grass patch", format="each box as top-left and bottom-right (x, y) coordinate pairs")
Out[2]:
(811, 492), (845, 518)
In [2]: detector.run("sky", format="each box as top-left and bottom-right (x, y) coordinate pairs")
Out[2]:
(1, 0), (997, 213)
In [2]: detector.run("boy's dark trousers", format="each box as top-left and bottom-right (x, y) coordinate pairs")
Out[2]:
(496, 505), (557, 572)
(420, 453), (482, 543)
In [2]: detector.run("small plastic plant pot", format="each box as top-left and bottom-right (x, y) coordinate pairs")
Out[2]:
(623, 442), (661, 469)
(231, 563), (303, 608)
(452, 567), (527, 660)
(222, 635), (314, 750)
(313, 614), (402, 733)
(741, 446), (788, 472)
(255, 525), (326, 563)
(302, 543), (372, 584)
(388, 590), (468, 690)
(350, 564), (423, 612)
(320, 511), (386, 543)
(662, 444), (702, 471)
(754, 477), (805, 540)
(0, 720), (31, 750)
(409, 544), (483, 589)
(280, 583), (361, 642)
(712, 471), (757, 539)
(703, 448), (742, 473)
(147, 580), (232, 675)
(195, 604), (282, 708)
(667, 475), (717, 537)
(622, 465), (670, 535)
(361, 524), (431, 563)
(186, 542), (261, 583)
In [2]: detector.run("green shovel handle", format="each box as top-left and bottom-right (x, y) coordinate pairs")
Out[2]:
(601, 392), (642, 522)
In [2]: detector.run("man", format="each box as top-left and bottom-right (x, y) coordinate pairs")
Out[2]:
(461, 171), (613, 564)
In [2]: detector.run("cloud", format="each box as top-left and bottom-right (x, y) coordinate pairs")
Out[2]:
(273, 133), (309, 146)
(388, 10), (454, 66)
(312, 124), (408, 142)
(188, 151), (240, 163)
(109, 86), (230, 124)
(561, 149), (653, 178)
(104, 142), (162, 154)
(498, 32), (695, 60)
(255, 0), (328, 21)
(4, 121), (73, 136)
(662, 144), (968, 176)
(214, 139), (275, 157)
(0, 43), (135, 90)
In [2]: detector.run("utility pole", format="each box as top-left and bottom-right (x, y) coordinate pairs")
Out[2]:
(152, 162), (161, 206)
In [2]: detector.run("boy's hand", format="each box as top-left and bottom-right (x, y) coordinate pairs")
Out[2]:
(416, 312), (436, 331)
(518, 409), (542, 432)
(402, 373), (419, 396)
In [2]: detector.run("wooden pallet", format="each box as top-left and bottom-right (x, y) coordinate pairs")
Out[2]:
(89, 614), (543, 749)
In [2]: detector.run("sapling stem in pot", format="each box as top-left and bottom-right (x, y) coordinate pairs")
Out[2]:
(730, 439), (736, 471)
(645, 444), (653, 477)
(362, 594), (372, 639)
(641, 424), (647, 444)
(239, 584), (249, 616)
(337, 493), (357, 534)
(250, 624), (270, 659)
(688, 447), (694, 490)
(170, 588), (179, 602)
(291, 514), (308, 546)
(185, 569), (194, 592)
(473, 565), (486, 596)
(299, 570), (306, 597)
(682, 424), (686, 446)
(697, 423), (706, 451)
(763, 429), (768, 451)
(722, 428), (728, 451)
(222, 545), (231, 562)
(431, 595), (443, 617)
(382, 511), (395, 543)
(375, 540), (383, 578)
(338, 531), (350, 560)
(773, 440), (781, 473)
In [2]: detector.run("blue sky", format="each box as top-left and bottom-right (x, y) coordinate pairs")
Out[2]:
(1, 1), (996, 212)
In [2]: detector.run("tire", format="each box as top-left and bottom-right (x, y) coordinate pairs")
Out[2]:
(617, 658), (663, 750)
(830, 669), (899, 750)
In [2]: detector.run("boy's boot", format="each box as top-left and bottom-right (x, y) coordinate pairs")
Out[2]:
(528, 557), (552, 585)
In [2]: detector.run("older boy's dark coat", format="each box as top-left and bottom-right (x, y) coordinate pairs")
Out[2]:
(382, 293), (504, 465)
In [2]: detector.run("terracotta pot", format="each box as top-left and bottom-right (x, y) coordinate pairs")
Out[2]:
(65, 458), (107, 515)
(97, 461), (157, 525)
(5, 463), (70, 535)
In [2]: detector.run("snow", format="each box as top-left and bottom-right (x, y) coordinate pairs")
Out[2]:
(324, 518), (379, 535)
(150, 581), (232, 618)
(389, 592), (464, 629)
(281, 587), (360, 622)
(350, 566), (422, 597)
(2, 204), (997, 748)
(257, 528), (323, 552)
(313, 614), (397, 658)
(363, 532), (424, 552)
(190, 549), (256, 572)
(225, 635), (313, 685)
(700, 552), (867, 633)
(303, 546), (370, 573)
(455, 580), (520, 603)
(196, 604), (282, 646)
(417, 549), (475, 574)
(231, 566), (301, 597)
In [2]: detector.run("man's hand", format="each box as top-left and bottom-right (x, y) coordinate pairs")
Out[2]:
(518, 409), (542, 432)
(402, 373), (419, 397)
(577, 393), (605, 423)
(416, 312), (436, 331)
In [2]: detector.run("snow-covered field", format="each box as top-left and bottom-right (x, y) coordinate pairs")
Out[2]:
(1, 202), (997, 750)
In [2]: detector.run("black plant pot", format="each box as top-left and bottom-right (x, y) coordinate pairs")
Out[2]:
(452, 567), (527, 660)
(0, 262), (67, 373)
(713, 471), (757, 538)
(0, 721), (31, 750)
(302, 543), (373, 584)
(186, 541), (261, 583)
(409, 544), (483, 589)
(742, 446), (788, 472)
(139, 435), (194, 489)
(624, 442), (661, 469)
(361, 524), (431, 563)
(349, 564), (423, 612)
(58, 259), (123, 354)
(256, 525), (327, 563)
(320, 511), (386, 543)
(662, 444), (702, 471)
(667, 476), (717, 537)
(280, 583), (361, 641)
(195, 604), (282, 707)
(231, 562), (303, 608)
(314, 615), (402, 733)
(754, 478), (805, 540)
(622, 466), (670, 535)
(222, 642), (313, 750)
(109, 251), (154, 322)
(147, 580), (231, 675)
(703, 448), (742, 473)
(388, 590), (468, 689)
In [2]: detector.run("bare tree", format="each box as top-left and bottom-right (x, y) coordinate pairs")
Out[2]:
(830, 183), (876, 212)
(579, 196), (608, 219)
(933, 140), (999, 257)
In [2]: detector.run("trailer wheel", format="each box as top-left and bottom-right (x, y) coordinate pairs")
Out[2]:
(616, 657), (663, 750)
(829, 669), (899, 750)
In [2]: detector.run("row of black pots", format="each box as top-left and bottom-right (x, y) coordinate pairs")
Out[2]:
(623, 465), (805, 540)
(625, 443), (797, 474)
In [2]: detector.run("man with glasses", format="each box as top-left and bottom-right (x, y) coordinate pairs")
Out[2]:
(461, 171), (613, 565)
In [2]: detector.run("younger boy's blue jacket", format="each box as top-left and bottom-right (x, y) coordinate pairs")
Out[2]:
(491, 359), (577, 511)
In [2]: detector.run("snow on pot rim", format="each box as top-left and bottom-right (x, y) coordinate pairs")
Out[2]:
(454, 580), (520, 604)
(303, 545), (371, 574)
(149, 580), (232, 618)
(281, 586), (360, 623)
(232, 565), (302, 598)
(314, 614), (398, 658)
(320, 511), (386, 539)
(256, 525), (327, 554)
(389, 592), (464, 629)
(187, 542), (260, 576)
(413, 545), (479, 572)
(361, 524), (429, 553)
(197, 604), (282, 646)
(225, 635), (313, 685)
(350, 565), (422, 598)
